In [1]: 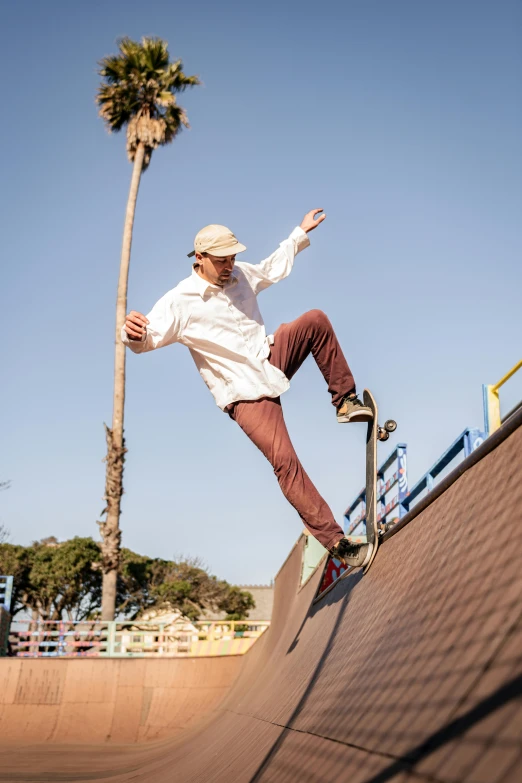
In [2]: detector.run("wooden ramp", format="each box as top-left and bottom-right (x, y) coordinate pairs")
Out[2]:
(1, 412), (521, 782)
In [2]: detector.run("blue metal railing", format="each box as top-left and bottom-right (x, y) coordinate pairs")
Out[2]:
(0, 576), (13, 613)
(402, 427), (485, 513)
(343, 424), (487, 541)
(345, 443), (409, 538)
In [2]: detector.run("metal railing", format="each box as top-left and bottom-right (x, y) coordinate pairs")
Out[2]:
(402, 427), (485, 514)
(7, 619), (270, 658)
(319, 445), (410, 595)
(344, 444), (409, 539)
(342, 361), (522, 537)
(483, 359), (522, 435)
(0, 576), (13, 613)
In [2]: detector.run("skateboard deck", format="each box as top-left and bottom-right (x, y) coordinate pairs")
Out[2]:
(363, 388), (380, 574)
(314, 389), (396, 601)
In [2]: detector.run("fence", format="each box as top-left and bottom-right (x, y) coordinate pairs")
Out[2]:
(320, 366), (521, 600)
(0, 576), (13, 613)
(7, 619), (269, 658)
(404, 358), (521, 513)
(314, 444), (409, 594)
(344, 443), (409, 539)
(402, 427), (485, 513)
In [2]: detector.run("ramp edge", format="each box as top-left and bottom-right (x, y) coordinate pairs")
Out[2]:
(383, 403), (522, 543)
(313, 404), (522, 603)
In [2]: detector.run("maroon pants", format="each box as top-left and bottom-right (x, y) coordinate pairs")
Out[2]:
(228, 310), (355, 550)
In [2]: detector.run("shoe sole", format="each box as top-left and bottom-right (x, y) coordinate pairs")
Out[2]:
(337, 411), (373, 423)
(361, 542), (374, 567)
(337, 542), (374, 569)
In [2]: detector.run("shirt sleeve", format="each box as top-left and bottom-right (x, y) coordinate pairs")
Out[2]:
(238, 226), (310, 295)
(121, 290), (182, 353)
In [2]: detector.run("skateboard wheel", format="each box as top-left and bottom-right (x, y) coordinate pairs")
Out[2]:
(384, 419), (397, 433)
(378, 429), (390, 442)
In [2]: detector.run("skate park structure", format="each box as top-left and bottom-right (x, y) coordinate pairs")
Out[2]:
(0, 367), (521, 782)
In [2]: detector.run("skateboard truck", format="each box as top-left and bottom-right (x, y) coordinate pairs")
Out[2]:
(377, 420), (397, 442)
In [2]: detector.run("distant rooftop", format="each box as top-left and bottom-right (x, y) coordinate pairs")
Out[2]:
(199, 584), (274, 622)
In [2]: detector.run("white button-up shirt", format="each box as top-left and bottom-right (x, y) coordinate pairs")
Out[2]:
(121, 227), (310, 409)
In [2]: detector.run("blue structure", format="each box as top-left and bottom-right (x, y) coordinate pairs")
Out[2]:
(0, 576), (13, 613)
(345, 444), (408, 537)
(403, 428), (485, 513)
(344, 370), (519, 540)
(344, 415), (489, 541)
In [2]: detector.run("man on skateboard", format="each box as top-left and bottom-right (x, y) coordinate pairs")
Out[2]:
(122, 209), (374, 567)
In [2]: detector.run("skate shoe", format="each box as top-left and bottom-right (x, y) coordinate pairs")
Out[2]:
(336, 394), (373, 423)
(329, 537), (373, 568)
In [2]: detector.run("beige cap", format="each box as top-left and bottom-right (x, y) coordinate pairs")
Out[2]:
(187, 224), (246, 258)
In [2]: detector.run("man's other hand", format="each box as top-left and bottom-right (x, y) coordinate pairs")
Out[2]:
(300, 208), (326, 234)
(125, 311), (149, 340)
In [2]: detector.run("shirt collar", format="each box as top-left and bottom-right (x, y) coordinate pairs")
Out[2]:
(191, 265), (239, 299)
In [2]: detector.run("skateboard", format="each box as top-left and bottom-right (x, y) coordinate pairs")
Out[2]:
(314, 389), (397, 602)
(362, 388), (397, 573)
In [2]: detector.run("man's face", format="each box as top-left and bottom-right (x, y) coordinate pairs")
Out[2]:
(195, 252), (236, 286)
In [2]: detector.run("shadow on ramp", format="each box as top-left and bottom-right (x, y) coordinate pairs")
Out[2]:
(1, 413), (521, 782)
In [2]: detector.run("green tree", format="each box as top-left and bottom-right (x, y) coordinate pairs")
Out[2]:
(0, 543), (33, 615)
(28, 537), (102, 621)
(96, 37), (200, 619)
(218, 585), (255, 621)
(118, 551), (255, 622)
(116, 547), (161, 618)
(0, 538), (253, 624)
(0, 538), (102, 620)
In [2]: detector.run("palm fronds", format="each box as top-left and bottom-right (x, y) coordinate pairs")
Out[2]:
(97, 37), (200, 168)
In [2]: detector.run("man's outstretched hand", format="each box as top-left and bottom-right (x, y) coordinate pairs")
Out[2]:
(125, 310), (149, 341)
(300, 208), (326, 234)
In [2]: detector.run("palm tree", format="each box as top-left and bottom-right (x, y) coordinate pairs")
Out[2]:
(96, 37), (200, 620)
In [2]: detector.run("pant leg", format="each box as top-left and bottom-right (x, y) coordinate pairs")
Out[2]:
(228, 396), (344, 549)
(269, 309), (355, 408)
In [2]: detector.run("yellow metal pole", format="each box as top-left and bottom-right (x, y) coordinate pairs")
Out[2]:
(491, 359), (522, 393)
(485, 385), (502, 434)
(484, 359), (522, 435)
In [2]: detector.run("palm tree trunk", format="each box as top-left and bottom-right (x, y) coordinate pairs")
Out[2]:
(99, 142), (146, 621)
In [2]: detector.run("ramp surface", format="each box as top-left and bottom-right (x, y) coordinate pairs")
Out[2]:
(1, 417), (521, 782)
(0, 656), (242, 744)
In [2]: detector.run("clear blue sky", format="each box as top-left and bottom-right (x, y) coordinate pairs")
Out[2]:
(2, 0), (521, 585)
